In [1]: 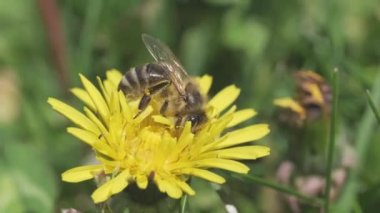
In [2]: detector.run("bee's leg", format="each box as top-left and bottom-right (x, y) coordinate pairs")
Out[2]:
(138, 94), (152, 111)
(160, 100), (169, 115)
(175, 116), (183, 129)
(134, 81), (170, 119)
(134, 94), (151, 119)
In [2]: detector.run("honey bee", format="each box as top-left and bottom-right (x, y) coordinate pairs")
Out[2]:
(274, 70), (332, 127)
(293, 71), (332, 120)
(118, 34), (207, 132)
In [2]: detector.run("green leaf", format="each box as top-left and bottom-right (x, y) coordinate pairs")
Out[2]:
(222, 8), (268, 58)
(0, 165), (24, 212)
(77, 0), (103, 75)
(181, 23), (215, 76)
(1, 142), (57, 212)
(204, 0), (248, 6)
(335, 71), (380, 212)
(366, 90), (380, 125)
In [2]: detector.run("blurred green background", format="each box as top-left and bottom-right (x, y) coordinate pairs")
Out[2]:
(0, 0), (380, 212)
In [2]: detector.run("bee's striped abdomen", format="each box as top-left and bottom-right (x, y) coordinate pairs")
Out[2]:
(118, 65), (146, 96)
(118, 63), (170, 98)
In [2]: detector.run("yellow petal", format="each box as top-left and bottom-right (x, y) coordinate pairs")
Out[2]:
(204, 145), (270, 160)
(167, 123), (193, 162)
(118, 91), (133, 121)
(106, 69), (123, 86)
(48, 98), (99, 134)
(227, 109), (257, 128)
(199, 113), (234, 152)
(273, 98), (306, 120)
(207, 110), (234, 138)
(62, 165), (104, 182)
(180, 168), (225, 184)
(194, 158), (249, 174)
(71, 88), (96, 111)
(91, 170), (130, 203)
(215, 124), (270, 149)
(208, 85), (240, 115)
(306, 83), (324, 105)
(165, 181), (183, 199)
(156, 132), (177, 164)
(80, 74), (109, 122)
(152, 115), (172, 126)
(197, 75), (213, 95)
(136, 174), (148, 189)
(96, 76), (110, 105)
(176, 181), (195, 196)
(134, 106), (153, 123)
(67, 127), (99, 145)
(156, 178), (182, 199)
(93, 140), (118, 160)
(83, 107), (108, 135)
(108, 91), (120, 115)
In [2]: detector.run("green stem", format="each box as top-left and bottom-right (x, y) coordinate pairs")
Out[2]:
(366, 90), (380, 125)
(233, 174), (323, 205)
(180, 194), (188, 213)
(98, 201), (113, 213)
(324, 69), (339, 212)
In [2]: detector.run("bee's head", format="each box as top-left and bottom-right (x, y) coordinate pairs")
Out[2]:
(188, 112), (207, 133)
(184, 83), (204, 107)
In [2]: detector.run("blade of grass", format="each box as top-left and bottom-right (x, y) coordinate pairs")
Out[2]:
(324, 69), (339, 212)
(366, 90), (380, 125)
(180, 194), (188, 213)
(335, 70), (380, 212)
(232, 174), (323, 205)
(78, 0), (103, 75)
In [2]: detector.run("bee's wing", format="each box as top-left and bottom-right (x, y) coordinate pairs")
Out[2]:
(142, 33), (188, 96)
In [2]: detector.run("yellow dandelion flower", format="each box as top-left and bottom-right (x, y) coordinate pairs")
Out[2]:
(273, 97), (306, 120)
(48, 69), (270, 204)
